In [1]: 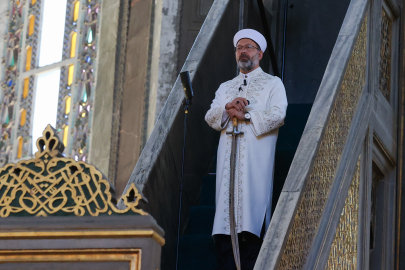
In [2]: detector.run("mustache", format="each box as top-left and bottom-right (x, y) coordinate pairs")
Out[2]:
(239, 54), (250, 60)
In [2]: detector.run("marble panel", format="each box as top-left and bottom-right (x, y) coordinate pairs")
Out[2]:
(89, 0), (121, 176)
(155, 0), (183, 119)
(115, 0), (154, 197)
(0, 1), (8, 82)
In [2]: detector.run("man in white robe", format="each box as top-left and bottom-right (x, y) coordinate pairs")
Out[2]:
(205, 29), (288, 269)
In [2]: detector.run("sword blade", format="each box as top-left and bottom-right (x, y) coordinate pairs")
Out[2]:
(229, 130), (241, 270)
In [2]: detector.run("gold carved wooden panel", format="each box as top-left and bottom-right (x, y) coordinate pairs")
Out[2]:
(0, 249), (141, 270)
(279, 16), (367, 269)
(325, 158), (360, 270)
(0, 125), (146, 217)
(379, 8), (392, 101)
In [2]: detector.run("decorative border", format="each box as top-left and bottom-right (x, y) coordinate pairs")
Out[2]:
(0, 248), (141, 269)
(0, 230), (165, 246)
(0, 0), (27, 166)
(25, 0), (41, 70)
(70, 1), (101, 163)
(16, 75), (34, 158)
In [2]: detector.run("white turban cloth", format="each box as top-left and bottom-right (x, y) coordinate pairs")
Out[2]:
(233, 29), (267, 53)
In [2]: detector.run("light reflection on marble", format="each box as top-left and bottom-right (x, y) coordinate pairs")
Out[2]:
(0, 1), (8, 78)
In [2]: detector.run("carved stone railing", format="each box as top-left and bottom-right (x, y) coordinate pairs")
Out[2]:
(254, 0), (372, 269)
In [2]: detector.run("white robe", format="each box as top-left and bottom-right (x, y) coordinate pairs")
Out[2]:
(205, 67), (288, 237)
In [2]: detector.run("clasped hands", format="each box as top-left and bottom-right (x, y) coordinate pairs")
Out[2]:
(225, 97), (249, 120)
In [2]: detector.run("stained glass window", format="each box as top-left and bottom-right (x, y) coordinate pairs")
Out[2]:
(0, 0), (101, 165)
(38, 0), (67, 67)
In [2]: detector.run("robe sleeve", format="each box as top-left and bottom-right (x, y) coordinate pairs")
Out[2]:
(249, 78), (288, 136)
(205, 86), (230, 131)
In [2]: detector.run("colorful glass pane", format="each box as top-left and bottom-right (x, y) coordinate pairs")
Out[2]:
(1, 0), (30, 163)
(25, 46), (32, 71)
(28, 15), (35, 36)
(2, 105), (10, 126)
(7, 50), (15, 68)
(23, 78), (29, 99)
(70, 32), (77, 58)
(73, 1), (80, 22)
(20, 109), (26, 126)
(17, 137), (23, 159)
(81, 87), (88, 103)
(63, 125), (69, 146)
(72, 2), (100, 162)
(86, 28), (93, 44)
(65, 96), (71, 115)
(31, 0), (36, 5)
(68, 64), (74, 86)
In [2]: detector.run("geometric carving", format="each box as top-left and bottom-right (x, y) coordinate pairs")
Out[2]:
(0, 125), (147, 217)
(379, 8), (392, 101)
(325, 158), (360, 269)
(279, 16), (368, 269)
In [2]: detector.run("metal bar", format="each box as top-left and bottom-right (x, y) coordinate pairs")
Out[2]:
(282, 0), (288, 82)
(175, 105), (189, 270)
(256, 0), (280, 77)
(239, 0), (245, 30)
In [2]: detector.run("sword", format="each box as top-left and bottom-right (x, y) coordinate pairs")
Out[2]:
(226, 117), (243, 270)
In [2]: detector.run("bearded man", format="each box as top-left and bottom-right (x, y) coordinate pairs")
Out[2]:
(205, 29), (288, 270)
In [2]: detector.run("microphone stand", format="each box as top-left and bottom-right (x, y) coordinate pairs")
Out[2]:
(175, 99), (191, 270)
(176, 71), (193, 270)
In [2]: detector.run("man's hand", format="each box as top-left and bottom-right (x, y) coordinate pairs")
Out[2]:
(227, 108), (245, 120)
(225, 97), (249, 111)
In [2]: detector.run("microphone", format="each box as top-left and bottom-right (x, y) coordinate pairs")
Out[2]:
(244, 79), (247, 86)
(180, 71), (194, 101)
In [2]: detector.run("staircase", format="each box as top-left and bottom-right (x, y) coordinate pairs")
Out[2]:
(178, 103), (312, 269)
(178, 163), (217, 269)
(272, 104), (312, 212)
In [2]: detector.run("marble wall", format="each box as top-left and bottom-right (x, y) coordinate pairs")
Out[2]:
(0, 1), (8, 81)
(155, 0), (183, 122)
(114, 0), (155, 197)
(89, 0), (120, 179)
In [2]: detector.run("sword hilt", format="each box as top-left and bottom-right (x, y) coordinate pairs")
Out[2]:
(227, 117), (244, 136)
(232, 117), (238, 127)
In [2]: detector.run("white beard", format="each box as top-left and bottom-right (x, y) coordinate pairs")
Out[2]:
(238, 56), (259, 72)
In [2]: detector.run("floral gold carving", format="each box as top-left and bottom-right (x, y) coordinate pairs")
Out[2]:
(0, 125), (146, 217)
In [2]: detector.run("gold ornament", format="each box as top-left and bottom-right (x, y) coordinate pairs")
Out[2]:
(0, 125), (147, 217)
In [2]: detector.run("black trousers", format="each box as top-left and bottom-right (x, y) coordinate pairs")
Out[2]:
(214, 232), (262, 270)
